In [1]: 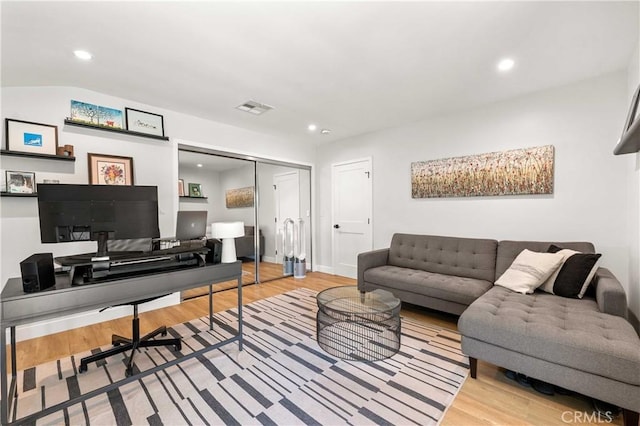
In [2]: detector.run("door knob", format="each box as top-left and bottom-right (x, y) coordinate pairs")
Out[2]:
(333, 224), (340, 229)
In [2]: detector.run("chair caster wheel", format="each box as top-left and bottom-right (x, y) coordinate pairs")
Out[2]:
(161, 330), (168, 337)
(125, 367), (133, 377)
(175, 342), (182, 351)
(79, 364), (87, 373)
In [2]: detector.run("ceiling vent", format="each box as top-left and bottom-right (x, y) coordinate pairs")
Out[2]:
(235, 100), (274, 115)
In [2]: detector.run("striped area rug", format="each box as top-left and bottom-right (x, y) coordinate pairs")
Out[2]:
(11, 288), (468, 425)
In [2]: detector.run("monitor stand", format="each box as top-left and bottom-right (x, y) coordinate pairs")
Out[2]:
(94, 231), (110, 259)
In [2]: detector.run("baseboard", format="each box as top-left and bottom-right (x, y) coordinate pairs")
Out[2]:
(316, 265), (334, 275)
(9, 293), (180, 342)
(262, 255), (276, 264)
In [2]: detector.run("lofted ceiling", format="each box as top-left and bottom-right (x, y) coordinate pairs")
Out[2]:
(1, 1), (638, 145)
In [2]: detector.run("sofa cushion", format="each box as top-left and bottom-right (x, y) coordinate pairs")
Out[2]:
(495, 249), (565, 294)
(496, 241), (595, 281)
(364, 265), (493, 307)
(458, 286), (640, 386)
(388, 234), (498, 282)
(541, 244), (601, 299)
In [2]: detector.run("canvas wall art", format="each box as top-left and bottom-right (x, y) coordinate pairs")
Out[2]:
(97, 106), (124, 129)
(70, 100), (99, 125)
(225, 186), (254, 208)
(411, 145), (554, 198)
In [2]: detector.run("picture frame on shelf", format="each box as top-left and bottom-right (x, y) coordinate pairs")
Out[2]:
(70, 100), (99, 125)
(6, 170), (36, 194)
(5, 119), (59, 156)
(125, 107), (165, 137)
(88, 153), (134, 186)
(188, 183), (203, 197)
(178, 179), (185, 196)
(97, 106), (124, 129)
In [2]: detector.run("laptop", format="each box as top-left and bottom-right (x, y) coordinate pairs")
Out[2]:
(175, 211), (208, 241)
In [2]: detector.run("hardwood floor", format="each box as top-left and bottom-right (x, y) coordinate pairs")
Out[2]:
(180, 260), (285, 299)
(12, 272), (622, 425)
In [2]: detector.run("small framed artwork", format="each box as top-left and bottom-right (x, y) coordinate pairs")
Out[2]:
(5, 119), (59, 155)
(6, 171), (36, 194)
(88, 153), (134, 185)
(70, 100), (99, 125)
(178, 179), (185, 196)
(188, 183), (203, 197)
(125, 107), (165, 137)
(97, 106), (124, 129)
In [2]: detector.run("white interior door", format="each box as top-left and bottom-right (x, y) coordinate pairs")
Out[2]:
(332, 158), (372, 278)
(274, 171), (300, 264)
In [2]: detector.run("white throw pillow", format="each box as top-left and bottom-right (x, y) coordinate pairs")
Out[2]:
(495, 249), (565, 294)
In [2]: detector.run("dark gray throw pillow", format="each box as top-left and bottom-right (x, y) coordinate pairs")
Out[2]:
(547, 244), (601, 298)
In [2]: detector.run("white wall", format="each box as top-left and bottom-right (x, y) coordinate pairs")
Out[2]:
(317, 71), (636, 317)
(0, 85), (315, 340)
(625, 40), (640, 327)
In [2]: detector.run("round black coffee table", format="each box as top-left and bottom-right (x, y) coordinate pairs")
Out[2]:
(316, 286), (401, 361)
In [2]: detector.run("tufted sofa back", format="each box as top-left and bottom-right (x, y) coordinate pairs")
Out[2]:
(389, 234), (498, 282)
(495, 240), (595, 281)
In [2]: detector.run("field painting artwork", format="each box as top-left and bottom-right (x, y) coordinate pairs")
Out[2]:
(411, 145), (554, 198)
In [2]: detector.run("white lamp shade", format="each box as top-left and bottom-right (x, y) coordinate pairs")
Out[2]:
(211, 222), (245, 263)
(210, 221), (245, 239)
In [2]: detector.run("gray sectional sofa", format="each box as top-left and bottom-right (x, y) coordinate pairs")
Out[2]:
(357, 234), (640, 426)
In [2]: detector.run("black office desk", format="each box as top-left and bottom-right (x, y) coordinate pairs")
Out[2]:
(0, 261), (243, 425)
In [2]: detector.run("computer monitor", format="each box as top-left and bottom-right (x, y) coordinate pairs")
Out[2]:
(37, 184), (160, 257)
(175, 210), (207, 241)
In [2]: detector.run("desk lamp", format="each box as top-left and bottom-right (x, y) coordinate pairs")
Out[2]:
(211, 221), (245, 263)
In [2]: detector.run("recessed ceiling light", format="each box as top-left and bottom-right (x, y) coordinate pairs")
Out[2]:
(308, 124), (317, 131)
(74, 50), (93, 60)
(320, 129), (331, 135)
(497, 58), (515, 72)
(197, 163), (203, 168)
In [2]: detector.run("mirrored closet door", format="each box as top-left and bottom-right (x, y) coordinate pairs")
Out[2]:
(177, 146), (311, 300)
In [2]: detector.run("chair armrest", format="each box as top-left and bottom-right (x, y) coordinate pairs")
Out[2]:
(357, 248), (389, 291)
(593, 267), (628, 318)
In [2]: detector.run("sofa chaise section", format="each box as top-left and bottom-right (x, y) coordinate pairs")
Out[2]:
(458, 240), (640, 426)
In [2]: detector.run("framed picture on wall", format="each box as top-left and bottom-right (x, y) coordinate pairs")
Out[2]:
(178, 179), (185, 196)
(88, 153), (134, 185)
(5, 119), (59, 155)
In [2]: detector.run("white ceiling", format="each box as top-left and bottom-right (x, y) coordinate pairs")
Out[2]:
(1, 1), (638, 145)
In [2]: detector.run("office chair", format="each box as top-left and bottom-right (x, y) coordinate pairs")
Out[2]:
(78, 239), (182, 377)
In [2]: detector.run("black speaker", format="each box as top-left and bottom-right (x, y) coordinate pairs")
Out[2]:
(20, 253), (55, 293)
(206, 239), (222, 264)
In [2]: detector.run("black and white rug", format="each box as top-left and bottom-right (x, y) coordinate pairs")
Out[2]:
(11, 288), (469, 425)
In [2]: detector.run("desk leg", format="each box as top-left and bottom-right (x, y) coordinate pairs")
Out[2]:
(1, 326), (16, 425)
(10, 328), (15, 382)
(238, 277), (243, 351)
(1, 326), (7, 425)
(208, 284), (213, 331)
